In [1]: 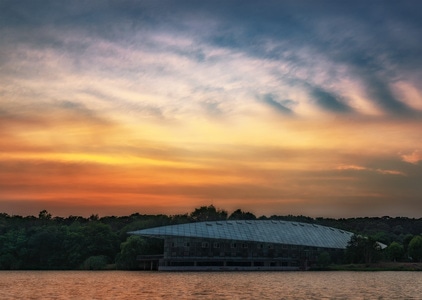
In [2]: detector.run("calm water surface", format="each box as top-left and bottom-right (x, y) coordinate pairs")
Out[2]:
(0, 271), (421, 299)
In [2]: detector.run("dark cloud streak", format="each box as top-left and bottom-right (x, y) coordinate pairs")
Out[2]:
(262, 94), (294, 115)
(310, 88), (352, 113)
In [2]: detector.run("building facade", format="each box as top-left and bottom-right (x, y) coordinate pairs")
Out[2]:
(130, 220), (353, 271)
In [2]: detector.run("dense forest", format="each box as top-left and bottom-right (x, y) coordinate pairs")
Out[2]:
(1, 205), (421, 270)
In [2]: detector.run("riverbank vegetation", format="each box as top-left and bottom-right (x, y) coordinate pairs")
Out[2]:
(1, 206), (421, 270)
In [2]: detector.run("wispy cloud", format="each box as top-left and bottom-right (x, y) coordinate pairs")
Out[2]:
(401, 150), (422, 165)
(336, 164), (406, 176)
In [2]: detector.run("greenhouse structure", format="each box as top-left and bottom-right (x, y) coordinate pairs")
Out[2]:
(129, 220), (354, 271)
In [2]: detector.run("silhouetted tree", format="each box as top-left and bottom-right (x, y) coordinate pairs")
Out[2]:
(190, 205), (228, 222)
(38, 210), (52, 220)
(228, 209), (256, 220)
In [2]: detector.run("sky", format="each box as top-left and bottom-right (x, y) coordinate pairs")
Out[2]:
(1, 0), (422, 218)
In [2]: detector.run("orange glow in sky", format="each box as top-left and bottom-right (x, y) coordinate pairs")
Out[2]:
(1, 1), (422, 217)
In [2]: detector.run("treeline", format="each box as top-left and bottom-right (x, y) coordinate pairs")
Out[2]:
(1, 205), (421, 270)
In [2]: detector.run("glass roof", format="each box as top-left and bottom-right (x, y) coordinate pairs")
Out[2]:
(129, 220), (353, 249)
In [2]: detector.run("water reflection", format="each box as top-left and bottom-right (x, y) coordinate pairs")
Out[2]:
(0, 271), (421, 299)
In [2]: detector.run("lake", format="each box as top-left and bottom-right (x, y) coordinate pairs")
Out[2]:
(0, 271), (421, 299)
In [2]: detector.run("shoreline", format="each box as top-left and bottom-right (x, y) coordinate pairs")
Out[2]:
(2, 263), (422, 272)
(314, 262), (422, 271)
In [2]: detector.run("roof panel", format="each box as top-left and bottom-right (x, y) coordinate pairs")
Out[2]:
(129, 220), (353, 249)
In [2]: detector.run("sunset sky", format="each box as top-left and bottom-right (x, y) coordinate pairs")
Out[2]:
(1, 0), (422, 218)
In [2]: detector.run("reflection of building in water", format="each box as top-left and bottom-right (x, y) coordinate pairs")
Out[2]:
(130, 220), (353, 271)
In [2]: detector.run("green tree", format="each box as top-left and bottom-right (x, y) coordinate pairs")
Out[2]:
(0, 253), (20, 270)
(116, 236), (146, 270)
(81, 222), (119, 260)
(371, 231), (391, 246)
(62, 224), (87, 268)
(346, 235), (382, 264)
(403, 234), (414, 257)
(0, 228), (27, 269)
(81, 255), (108, 270)
(387, 241), (404, 262)
(27, 226), (66, 269)
(408, 235), (422, 262)
(116, 235), (164, 270)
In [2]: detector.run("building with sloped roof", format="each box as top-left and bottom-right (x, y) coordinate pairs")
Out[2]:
(129, 220), (354, 271)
